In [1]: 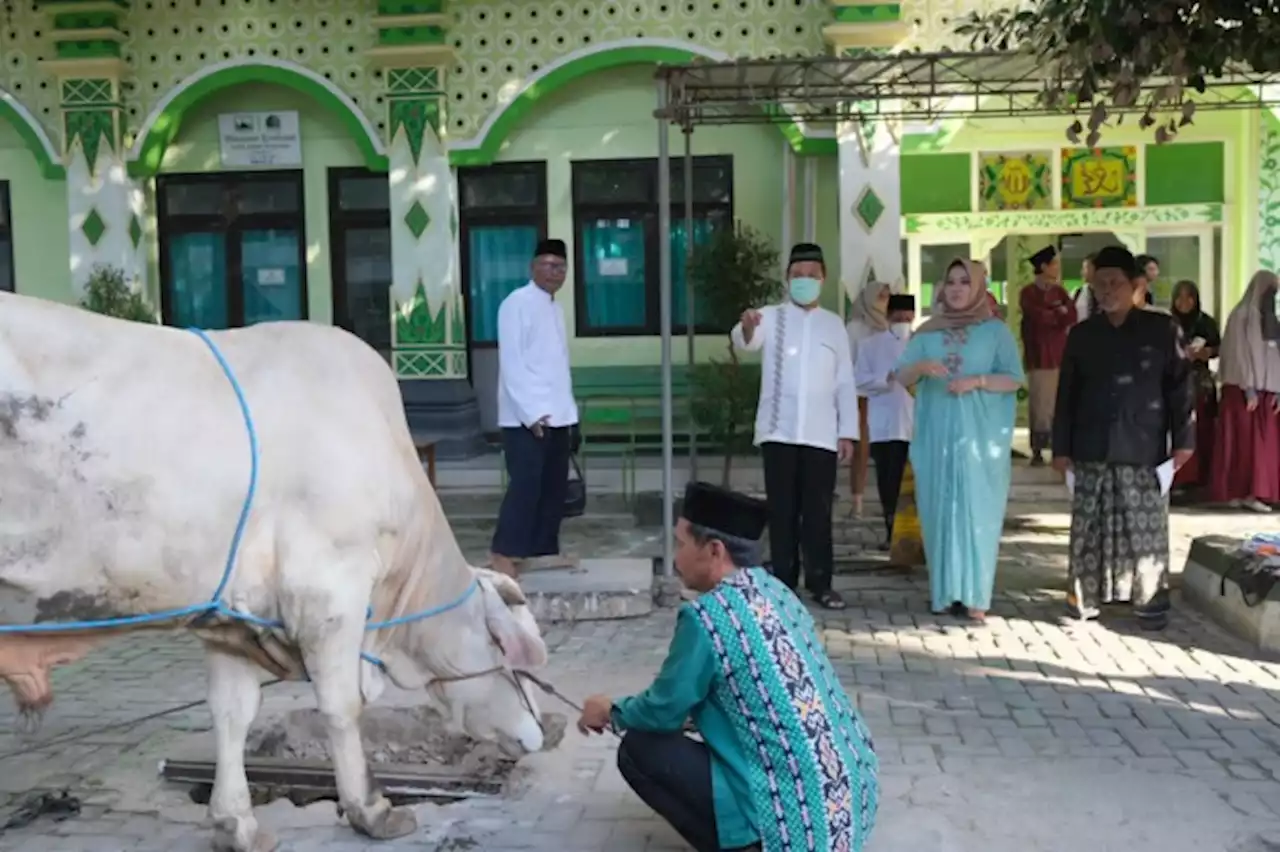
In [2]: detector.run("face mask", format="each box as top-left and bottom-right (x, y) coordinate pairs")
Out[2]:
(789, 276), (822, 305)
(890, 322), (912, 339)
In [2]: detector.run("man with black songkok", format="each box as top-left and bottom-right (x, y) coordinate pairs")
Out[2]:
(1052, 245), (1194, 631)
(731, 242), (859, 610)
(490, 238), (580, 577)
(1019, 244), (1075, 466)
(576, 481), (880, 852)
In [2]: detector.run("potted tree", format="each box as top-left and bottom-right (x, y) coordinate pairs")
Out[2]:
(688, 223), (781, 486)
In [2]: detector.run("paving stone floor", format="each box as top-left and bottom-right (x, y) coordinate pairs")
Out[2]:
(1, 499), (1278, 851)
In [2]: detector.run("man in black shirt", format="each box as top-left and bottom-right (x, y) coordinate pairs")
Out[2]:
(1051, 245), (1194, 631)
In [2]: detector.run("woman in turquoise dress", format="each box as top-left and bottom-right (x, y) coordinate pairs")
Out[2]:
(894, 259), (1025, 621)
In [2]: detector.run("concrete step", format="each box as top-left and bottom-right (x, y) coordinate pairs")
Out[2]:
(519, 558), (655, 623)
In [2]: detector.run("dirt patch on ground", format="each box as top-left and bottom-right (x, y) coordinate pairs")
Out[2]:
(246, 706), (567, 783)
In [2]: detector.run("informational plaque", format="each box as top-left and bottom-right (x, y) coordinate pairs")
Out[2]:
(217, 111), (302, 168)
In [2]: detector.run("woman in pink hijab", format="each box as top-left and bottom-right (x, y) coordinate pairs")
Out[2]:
(894, 259), (1025, 622)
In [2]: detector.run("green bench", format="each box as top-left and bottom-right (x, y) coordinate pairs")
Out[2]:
(574, 365), (704, 500)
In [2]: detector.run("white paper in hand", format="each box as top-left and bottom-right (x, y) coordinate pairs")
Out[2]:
(1156, 458), (1175, 496)
(1065, 469), (1074, 495)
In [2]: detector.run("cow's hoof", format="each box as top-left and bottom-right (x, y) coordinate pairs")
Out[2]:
(211, 818), (278, 852)
(351, 804), (417, 840)
(17, 707), (46, 736)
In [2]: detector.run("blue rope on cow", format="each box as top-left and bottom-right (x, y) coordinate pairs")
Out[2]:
(0, 327), (482, 655)
(0, 328), (257, 633)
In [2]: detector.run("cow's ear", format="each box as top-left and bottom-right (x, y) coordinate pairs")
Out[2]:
(473, 567), (527, 606)
(479, 579), (547, 670)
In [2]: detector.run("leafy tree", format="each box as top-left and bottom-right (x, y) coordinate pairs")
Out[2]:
(687, 223), (781, 486)
(80, 264), (158, 324)
(954, 0), (1280, 145)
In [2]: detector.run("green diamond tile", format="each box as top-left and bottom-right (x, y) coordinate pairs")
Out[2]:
(404, 201), (431, 240)
(854, 186), (885, 231)
(81, 208), (107, 247)
(128, 214), (142, 249)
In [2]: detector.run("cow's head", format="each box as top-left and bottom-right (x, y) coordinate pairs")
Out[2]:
(363, 568), (548, 757)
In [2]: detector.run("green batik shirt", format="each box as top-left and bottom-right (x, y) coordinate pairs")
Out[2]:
(611, 605), (760, 850)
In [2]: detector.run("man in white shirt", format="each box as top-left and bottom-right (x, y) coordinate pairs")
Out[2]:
(853, 294), (916, 548)
(731, 242), (859, 610)
(491, 238), (580, 578)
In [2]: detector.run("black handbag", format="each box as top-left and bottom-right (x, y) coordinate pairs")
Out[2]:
(564, 453), (587, 518)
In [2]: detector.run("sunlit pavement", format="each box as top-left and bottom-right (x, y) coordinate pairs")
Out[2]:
(3, 501), (1280, 851)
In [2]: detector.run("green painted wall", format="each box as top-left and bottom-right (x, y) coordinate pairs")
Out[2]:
(1145, 141), (1226, 206)
(0, 123), (70, 303)
(150, 82), (367, 325)
(901, 152), (971, 214)
(497, 65), (787, 367)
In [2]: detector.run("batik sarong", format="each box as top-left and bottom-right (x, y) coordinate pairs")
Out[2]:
(1067, 462), (1171, 627)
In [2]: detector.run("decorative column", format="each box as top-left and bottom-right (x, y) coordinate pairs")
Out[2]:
(824, 3), (909, 302)
(369, 5), (484, 454)
(368, 8), (462, 380)
(1258, 114), (1280, 273)
(38, 3), (147, 298)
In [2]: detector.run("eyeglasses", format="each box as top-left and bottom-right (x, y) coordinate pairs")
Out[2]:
(537, 260), (567, 273)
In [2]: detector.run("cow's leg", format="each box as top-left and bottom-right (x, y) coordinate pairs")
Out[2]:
(304, 625), (417, 840)
(205, 647), (275, 852)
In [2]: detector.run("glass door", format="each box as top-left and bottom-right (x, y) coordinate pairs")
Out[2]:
(0, 181), (13, 293)
(1146, 228), (1213, 313)
(168, 232), (229, 328)
(241, 229), (303, 324)
(457, 162), (548, 434)
(157, 172), (307, 329)
(907, 237), (972, 315)
(328, 169), (392, 359)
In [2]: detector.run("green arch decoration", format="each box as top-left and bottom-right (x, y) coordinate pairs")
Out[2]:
(0, 92), (65, 179)
(447, 43), (834, 167)
(128, 61), (389, 177)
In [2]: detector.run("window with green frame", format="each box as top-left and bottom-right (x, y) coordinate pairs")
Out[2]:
(571, 156), (733, 337)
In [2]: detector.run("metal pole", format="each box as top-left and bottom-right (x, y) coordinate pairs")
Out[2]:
(657, 77), (675, 578)
(781, 139), (795, 281)
(803, 156), (817, 242)
(683, 127), (697, 481)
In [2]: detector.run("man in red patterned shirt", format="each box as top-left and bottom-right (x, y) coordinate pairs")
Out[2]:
(1019, 245), (1076, 466)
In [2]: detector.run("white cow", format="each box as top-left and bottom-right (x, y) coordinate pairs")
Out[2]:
(0, 292), (548, 852)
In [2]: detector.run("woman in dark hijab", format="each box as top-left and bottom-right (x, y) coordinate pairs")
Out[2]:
(1170, 280), (1222, 492)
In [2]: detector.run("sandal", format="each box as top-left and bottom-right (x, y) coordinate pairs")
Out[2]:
(814, 590), (847, 610)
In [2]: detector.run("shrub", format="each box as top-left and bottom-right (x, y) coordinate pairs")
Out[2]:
(81, 265), (158, 324)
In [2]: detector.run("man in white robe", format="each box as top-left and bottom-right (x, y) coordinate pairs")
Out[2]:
(731, 242), (859, 609)
(491, 238), (580, 577)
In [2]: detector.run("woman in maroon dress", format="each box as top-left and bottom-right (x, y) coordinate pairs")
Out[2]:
(1170, 280), (1221, 492)
(1209, 271), (1280, 512)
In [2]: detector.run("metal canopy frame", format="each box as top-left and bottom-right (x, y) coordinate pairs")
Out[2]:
(650, 50), (1280, 576)
(655, 51), (1280, 128)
